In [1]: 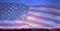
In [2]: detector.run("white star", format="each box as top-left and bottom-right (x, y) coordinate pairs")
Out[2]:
(10, 8), (13, 10)
(2, 13), (4, 16)
(8, 10), (10, 12)
(1, 6), (4, 8)
(12, 6), (15, 8)
(2, 17), (4, 19)
(14, 15), (17, 18)
(7, 6), (10, 8)
(23, 14), (26, 17)
(18, 10), (20, 12)
(5, 12), (7, 14)
(20, 16), (23, 17)
(24, 10), (27, 13)
(0, 8), (1, 10)
(7, 17), (10, 19)
(8, 14), (10, 16)
(12, 10), (15, 12)
(14, 12), (18, 14)
(20, 12), (23, 14)
(1, 10), (4, 12)
(22, 6), (25, 8)
(17, 14), (20, 16)
(5, 8), (8, 10)
(0, 5), (1, 7)
(15, 8), (18, 9)
(4, 15), (7, 17)
(4, 4), (7, 7)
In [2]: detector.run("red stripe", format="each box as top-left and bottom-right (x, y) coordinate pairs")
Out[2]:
(28, 13), (60, 24)
(30, 10), (60, 16)
(30, 5), (60, 9)
(0, 23), (26, 26)
(15, 23), (27, 26)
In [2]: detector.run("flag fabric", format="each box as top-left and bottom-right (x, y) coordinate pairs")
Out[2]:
(27, 5), (60, 29)
(0, 3), (29, 29)
(0, 0), (60, 29)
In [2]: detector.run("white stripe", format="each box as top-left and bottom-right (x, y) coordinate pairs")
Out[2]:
(26, 21), (45, 28)
(0, 21), (16, 24)
(0, 26), (16, 29)
(29, 7), (60, 13)
(16, 25), (32, 29)
(0, 20), (25, 24)
(28, 16), (60, 28)
(0, 25), (30, 29)
(0, 26), (58, 29)
(29, 11), (60, 20)
(26, 21), (54, 29)
(15, 20), (26, 23)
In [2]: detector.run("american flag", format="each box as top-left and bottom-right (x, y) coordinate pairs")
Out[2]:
(0, 3), (60, 29)
(0, 3), (29, 29)
(27, 5), (60, 29)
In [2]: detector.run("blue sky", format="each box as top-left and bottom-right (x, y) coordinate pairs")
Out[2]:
(0, 0), (60, 7)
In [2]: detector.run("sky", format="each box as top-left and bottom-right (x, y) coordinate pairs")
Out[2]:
(0, 0), (60, 7)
